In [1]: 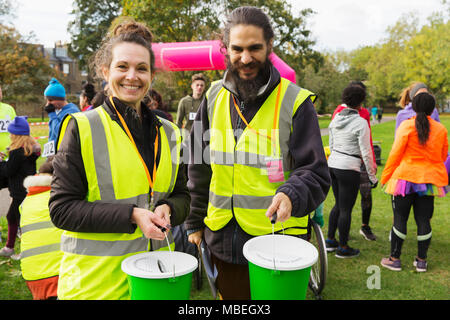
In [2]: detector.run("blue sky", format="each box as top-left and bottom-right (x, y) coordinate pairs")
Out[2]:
(11, 0), (446, 51)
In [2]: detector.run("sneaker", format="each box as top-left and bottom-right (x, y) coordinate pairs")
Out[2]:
(335, 246), (360, 258)
(0, 247), (14, 257)
(381, 257), (402, 271)
(325, 239), (339, 252)
(413, 258), (427, 272)
(360, 225), (377, 241)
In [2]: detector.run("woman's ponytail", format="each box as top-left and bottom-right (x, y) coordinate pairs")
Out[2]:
(412, 92), (436, 145)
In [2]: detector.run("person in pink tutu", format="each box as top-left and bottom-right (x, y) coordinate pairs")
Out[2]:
(380, 92), (448, 272)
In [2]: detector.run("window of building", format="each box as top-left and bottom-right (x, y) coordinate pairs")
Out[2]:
(63, 63), (70, 74)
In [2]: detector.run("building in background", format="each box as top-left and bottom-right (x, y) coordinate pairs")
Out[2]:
(42, 41), (86, 95)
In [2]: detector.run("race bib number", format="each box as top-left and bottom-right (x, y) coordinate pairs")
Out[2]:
(0, 119), (11, 133)
(42, 140), (55, 157)
(189, 112), (197, 120)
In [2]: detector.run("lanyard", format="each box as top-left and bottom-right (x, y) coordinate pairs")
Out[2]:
(109, 96), (158, 196)
(232, 83), (282, 157)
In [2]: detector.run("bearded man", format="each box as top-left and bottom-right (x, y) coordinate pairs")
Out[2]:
(184, 6), (330, 299)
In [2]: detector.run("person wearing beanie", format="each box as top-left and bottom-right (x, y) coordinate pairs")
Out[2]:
(43, 78), (79, 147)
(396, 81), (440, 132)
(0, 116), (41, 257)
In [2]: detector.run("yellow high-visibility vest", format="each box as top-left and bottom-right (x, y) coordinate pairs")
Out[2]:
(0, 102), (16, 153)
(20, 187), (63, 281)
(56, 106), (181, 300)
(205, 78), (316, 236)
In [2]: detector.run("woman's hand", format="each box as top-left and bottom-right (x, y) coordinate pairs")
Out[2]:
(153, 204), (172, 229)
(131, 207), (167, 240)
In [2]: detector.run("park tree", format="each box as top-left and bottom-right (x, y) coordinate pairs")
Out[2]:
(346, 11), (449, 109)
(68, 0), (122, 81)
(0, 24), (54, 100)
(401, 14), (449, 109)
(299, 52), (351, 114)
(122, 0), (224, 108)
(0, 0), (14, 18)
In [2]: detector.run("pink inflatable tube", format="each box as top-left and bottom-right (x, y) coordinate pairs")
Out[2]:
(152, 40), (296, 83)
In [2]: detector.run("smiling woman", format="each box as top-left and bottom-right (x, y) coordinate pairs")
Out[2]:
(47, 19), (190, 300)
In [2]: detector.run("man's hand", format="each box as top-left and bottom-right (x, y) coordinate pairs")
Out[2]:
(265, 192), (292, 223)
(188, 229), (204, 247)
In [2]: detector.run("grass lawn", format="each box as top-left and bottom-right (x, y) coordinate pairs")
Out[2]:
(0, 115), (448, 300)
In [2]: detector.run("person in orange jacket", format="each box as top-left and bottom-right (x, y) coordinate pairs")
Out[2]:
(380, 92), (448, 272)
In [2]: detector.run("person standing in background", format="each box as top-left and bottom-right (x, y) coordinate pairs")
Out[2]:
(0, 117), (41, 257)
(396, 82), (440, 132)
(20, 160), (63, 300)
(331, 81), (378, 241)
(326, 85), (378, 258)
(43, 78), (79, 158)
(176, 73), (207, 133)
(0, 85), (16, 160)
(380, 92), (448, 272)
(79, 83), (97, 112)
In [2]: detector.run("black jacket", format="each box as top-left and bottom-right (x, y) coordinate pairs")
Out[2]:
(184, 65), (331, 264)
(0, 147), (39, 199)
(49, 97), (190, 234)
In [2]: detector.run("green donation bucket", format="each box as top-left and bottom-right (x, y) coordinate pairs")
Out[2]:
(243, 234), (318, 300)
(121, 251), (198, 300)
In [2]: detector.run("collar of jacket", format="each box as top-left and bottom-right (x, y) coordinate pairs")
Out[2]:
(339, 107), (359, 116)
(222, 63), (281, 102)
(102, 96), (162, 129)
(24, 174), (52, 195)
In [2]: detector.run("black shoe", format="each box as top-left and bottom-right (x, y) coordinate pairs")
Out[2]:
(325, 239), (339, 252)
(360, 225), (377, 241)
(335, 246), (360, 258)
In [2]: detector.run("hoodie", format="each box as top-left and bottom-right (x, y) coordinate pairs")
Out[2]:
(0, 145), (40, 199)
(328, 108), (377, 184)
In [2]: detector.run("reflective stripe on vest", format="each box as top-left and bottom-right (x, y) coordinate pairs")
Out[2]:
(19, 190), (63, 281)
(205, 78), (316, 236)
(56, 106), (180, 300)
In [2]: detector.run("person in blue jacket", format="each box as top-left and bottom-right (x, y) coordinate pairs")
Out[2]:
(43, 78), (79, 145)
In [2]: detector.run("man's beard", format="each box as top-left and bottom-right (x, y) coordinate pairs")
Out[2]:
(227, 56), (272, 104)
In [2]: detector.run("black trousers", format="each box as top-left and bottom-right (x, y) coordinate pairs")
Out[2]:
(390, 194), (433, 260)
(327, 168), (360, 246)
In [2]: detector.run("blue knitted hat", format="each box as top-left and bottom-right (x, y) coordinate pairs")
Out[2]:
(7, 116), (30, 136)
(44, 78), (66, 100)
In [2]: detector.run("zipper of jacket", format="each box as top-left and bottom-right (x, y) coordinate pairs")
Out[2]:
(231, 98), (245, 264)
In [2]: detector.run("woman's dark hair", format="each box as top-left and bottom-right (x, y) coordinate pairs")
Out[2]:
(91, 90), (107, 108)
(221, 6), (274, 49)
(143, 89), (168, 112)
(81, 83), (96, 104)
(412, 92), (435, 145)
(342, 85), (366, 108)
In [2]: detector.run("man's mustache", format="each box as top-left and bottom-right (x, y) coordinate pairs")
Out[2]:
(232, 61), (262, 70)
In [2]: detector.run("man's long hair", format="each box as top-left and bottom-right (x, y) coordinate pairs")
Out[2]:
(220, 6), (274, 51)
